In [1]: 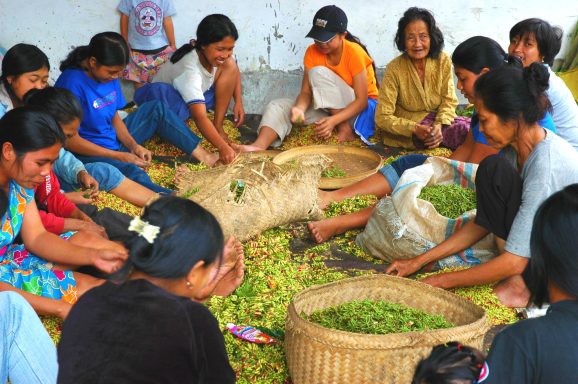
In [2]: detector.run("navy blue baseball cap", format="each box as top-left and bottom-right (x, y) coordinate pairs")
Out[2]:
(306, 5), (348, 43)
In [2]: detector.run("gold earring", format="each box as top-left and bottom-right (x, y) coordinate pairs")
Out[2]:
(186, 281), (193, 290)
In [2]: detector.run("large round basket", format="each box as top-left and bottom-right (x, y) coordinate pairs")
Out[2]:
(273, 145), (383, 189)
(285, 275), (490, 384)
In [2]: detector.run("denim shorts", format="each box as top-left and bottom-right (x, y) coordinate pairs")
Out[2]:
(378, 154), (429, 188)
(58, 162), (124, 192)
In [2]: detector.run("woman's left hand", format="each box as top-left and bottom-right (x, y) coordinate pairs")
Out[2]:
(314, 117), (337, 139)
(133, 145), (152, 165)
(233, 101), (245, 128)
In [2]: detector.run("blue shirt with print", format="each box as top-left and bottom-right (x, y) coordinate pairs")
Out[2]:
(55, 69), (126, 150)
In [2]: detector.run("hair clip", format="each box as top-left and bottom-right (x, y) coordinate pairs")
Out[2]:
(128, 216), (160, 244)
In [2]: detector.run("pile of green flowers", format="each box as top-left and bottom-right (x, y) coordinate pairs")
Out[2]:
(306, 299), (454, 334)
(418, 184), (477, 218)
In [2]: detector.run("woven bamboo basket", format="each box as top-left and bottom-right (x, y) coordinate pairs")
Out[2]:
(273, 145), (383, 189)
(285, 275), (490, 384)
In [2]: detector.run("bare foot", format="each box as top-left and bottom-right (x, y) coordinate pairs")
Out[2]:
(213, 252), (244, 297)
(336, 123), (356, 142)
(232, 143), (267, 153)
(318, 189), (335, 210)
(212, 237), (244, 296)
(307, 219), (339, 243)
(197, 236), (244, 299)
(191, 146), (219, 167)
(204, 153), (220, 167)
(493, 275), (531, 308)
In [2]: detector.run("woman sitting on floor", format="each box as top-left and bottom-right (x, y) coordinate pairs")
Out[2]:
(0, 107), (127, 319)
(386, 62), (578, 307)
(58, 196), (243, 383)
(375, 7), (468, 150)
(135, 14), (244, 164)
(238, 4), (379, 150)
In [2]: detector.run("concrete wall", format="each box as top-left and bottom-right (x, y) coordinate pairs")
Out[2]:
(1, 0), (576, 112)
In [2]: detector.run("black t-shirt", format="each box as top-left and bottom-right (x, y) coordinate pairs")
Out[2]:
(57, 279), (236, 384)
(481, 300), (578, 383)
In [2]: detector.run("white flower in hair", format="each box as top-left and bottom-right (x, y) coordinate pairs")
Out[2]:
(128, 216), (160, 244)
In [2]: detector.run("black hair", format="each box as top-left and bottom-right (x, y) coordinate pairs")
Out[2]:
(60, 32), (129, 71)
(412, 342), (485, 384)
(474, 62), (551, 125)
(0, 106), (64, 240)
(0, 106), (65, 158)
(171, 14), (238, 64)
(0, 43), (50, 101)
(344, 32), (379, 87)
(509, 18), (563, 66)
(468, 54), (522, 129)
(395, 7), (444, 59)
(23, 87), (83, 124)
(528, 184), (578, 307)
(113, 196), (224, 281)
(452, 36), (506, 74)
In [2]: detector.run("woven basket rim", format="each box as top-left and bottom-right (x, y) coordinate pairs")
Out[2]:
(286, 274), (489, 349)
(272, 145), (383, 189)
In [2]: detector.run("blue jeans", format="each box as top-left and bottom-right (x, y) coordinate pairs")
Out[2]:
(76, 100), (202, 194)
(379, 154), (429, 188)
(74, 155), (172, 194)
(134, 82), (216, 121)
(0, 292), (58, 384)
(59, 162), (125, 193)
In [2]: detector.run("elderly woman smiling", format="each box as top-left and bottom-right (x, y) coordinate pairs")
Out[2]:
(376, 7), (468, 150)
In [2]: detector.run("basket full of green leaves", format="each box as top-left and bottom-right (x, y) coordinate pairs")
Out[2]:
(285, 274), (489, 384)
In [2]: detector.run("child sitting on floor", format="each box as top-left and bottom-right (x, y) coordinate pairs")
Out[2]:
(134, 14), (245, 164)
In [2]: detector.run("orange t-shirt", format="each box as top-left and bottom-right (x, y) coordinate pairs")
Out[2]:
(303, 39), (378, 99)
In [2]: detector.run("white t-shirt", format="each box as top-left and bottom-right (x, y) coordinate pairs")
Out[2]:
(546, 65), (578, 151)
(153, 49), (216, 104)
(118, 0), (176, 51)
(504, 131), (578, 257)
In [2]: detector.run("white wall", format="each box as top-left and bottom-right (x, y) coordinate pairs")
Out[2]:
(1, 0), (577, 111)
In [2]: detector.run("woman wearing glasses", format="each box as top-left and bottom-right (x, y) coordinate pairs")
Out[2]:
(238, 5), (379, 150)
(377, 7), (467, 150)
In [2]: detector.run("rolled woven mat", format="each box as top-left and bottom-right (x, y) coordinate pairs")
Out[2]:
(285, 274), (490, 384)
(175, 154), (331, 241)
